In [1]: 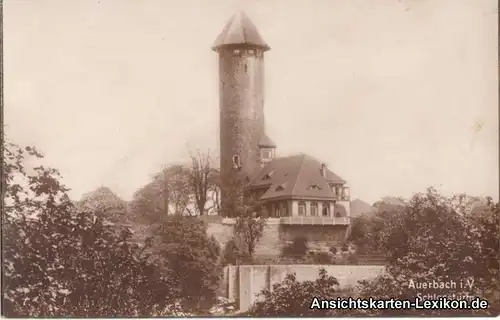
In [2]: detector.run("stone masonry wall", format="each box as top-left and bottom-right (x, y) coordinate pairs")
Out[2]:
(207, 221), (349, 258)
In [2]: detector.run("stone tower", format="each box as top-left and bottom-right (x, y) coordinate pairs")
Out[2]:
(212, 12), (270, 217)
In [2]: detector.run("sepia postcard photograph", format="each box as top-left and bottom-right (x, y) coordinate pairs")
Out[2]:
(1, 0), (498, 317)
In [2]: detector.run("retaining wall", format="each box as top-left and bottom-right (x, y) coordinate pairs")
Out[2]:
(221, 264), (385, 312)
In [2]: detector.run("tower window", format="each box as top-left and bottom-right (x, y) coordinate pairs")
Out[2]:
(232, 155), (241, 169)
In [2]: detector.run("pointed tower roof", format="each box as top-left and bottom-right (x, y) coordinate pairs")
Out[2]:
(258, 133), (277, 148)
(212, 11), (270, 52)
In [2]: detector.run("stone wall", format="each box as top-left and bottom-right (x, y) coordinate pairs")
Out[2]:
(218, 48), (266, 217)
(206, 221), (349, 258)
(221, 264), (385, 312)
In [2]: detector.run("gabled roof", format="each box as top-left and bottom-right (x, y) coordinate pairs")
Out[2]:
(212, 11), (270, 52)
(247, 154), (346, 200)
(258, 133), (276, 148)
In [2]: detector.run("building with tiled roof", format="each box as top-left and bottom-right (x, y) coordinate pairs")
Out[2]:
(213, 12), (351, 225)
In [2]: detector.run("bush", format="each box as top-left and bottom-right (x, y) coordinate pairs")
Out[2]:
(311, 251), (332, 264)
(221, 238), (242, 266)
(329, 246), (338, 255)
(281, 237), (309, 258)
(247, 269), (346, 316)
(355, 244), (367, 254)
(346, 253), (358, 264)
(340, 243), (349, 252)
(153, 215), (222, 312)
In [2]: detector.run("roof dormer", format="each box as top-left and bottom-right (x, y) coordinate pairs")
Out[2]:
(258, 133), (276, 166)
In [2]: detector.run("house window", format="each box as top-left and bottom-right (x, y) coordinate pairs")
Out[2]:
(309, 184), (321, 191)
(335, 211), (342, 218)
(342, 187), (350, 199)
(322, 203), (330, 217)
(280, 202), (288, 217)
(298, 201), (306, 216)
(310, 202), (318, 216)
(275, 205), (280, 218)
(249, 49), (254, 54)
(244, 64), (248, 73)
(275, 185), (284, 192)
(335, 187), (340, 197)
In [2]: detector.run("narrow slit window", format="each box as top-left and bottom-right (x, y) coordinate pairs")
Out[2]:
(232, 155), (241, 168)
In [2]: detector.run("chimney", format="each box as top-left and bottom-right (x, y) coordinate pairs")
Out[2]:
(321, 163), (327, 178)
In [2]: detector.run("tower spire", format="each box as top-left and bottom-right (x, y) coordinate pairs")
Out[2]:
(212, 11), (270, 52)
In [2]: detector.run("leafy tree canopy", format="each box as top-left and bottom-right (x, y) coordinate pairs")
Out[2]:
(151, 215), (222, 312)
(3, 143), (178, 317)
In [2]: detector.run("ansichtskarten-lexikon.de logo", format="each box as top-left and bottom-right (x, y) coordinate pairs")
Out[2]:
(309, 297), (489, 310)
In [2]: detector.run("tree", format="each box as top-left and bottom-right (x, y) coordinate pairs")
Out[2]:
(76, 186), (128, 227)
(130, 164), (192, 223)
(346, 205), (398, 253)
(356, 188), (499, 316)
(345, 214), (373, 250)
(221, 238), (246, 266)
(186, 150), (219, 216)
(2, 142), (178, 317)
(246, 269), (348, 316)
(233, 199), (267, 259)
(466, 199), (500, 312)
(152, 215), (222, 312)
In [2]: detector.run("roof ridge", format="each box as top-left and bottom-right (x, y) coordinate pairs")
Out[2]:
(290, 154), (306, 196)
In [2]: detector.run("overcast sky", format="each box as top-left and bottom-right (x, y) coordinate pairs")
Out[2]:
(4, 0), (498, 204)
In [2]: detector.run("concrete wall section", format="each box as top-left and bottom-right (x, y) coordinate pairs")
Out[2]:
(226, 264), (385, 312)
